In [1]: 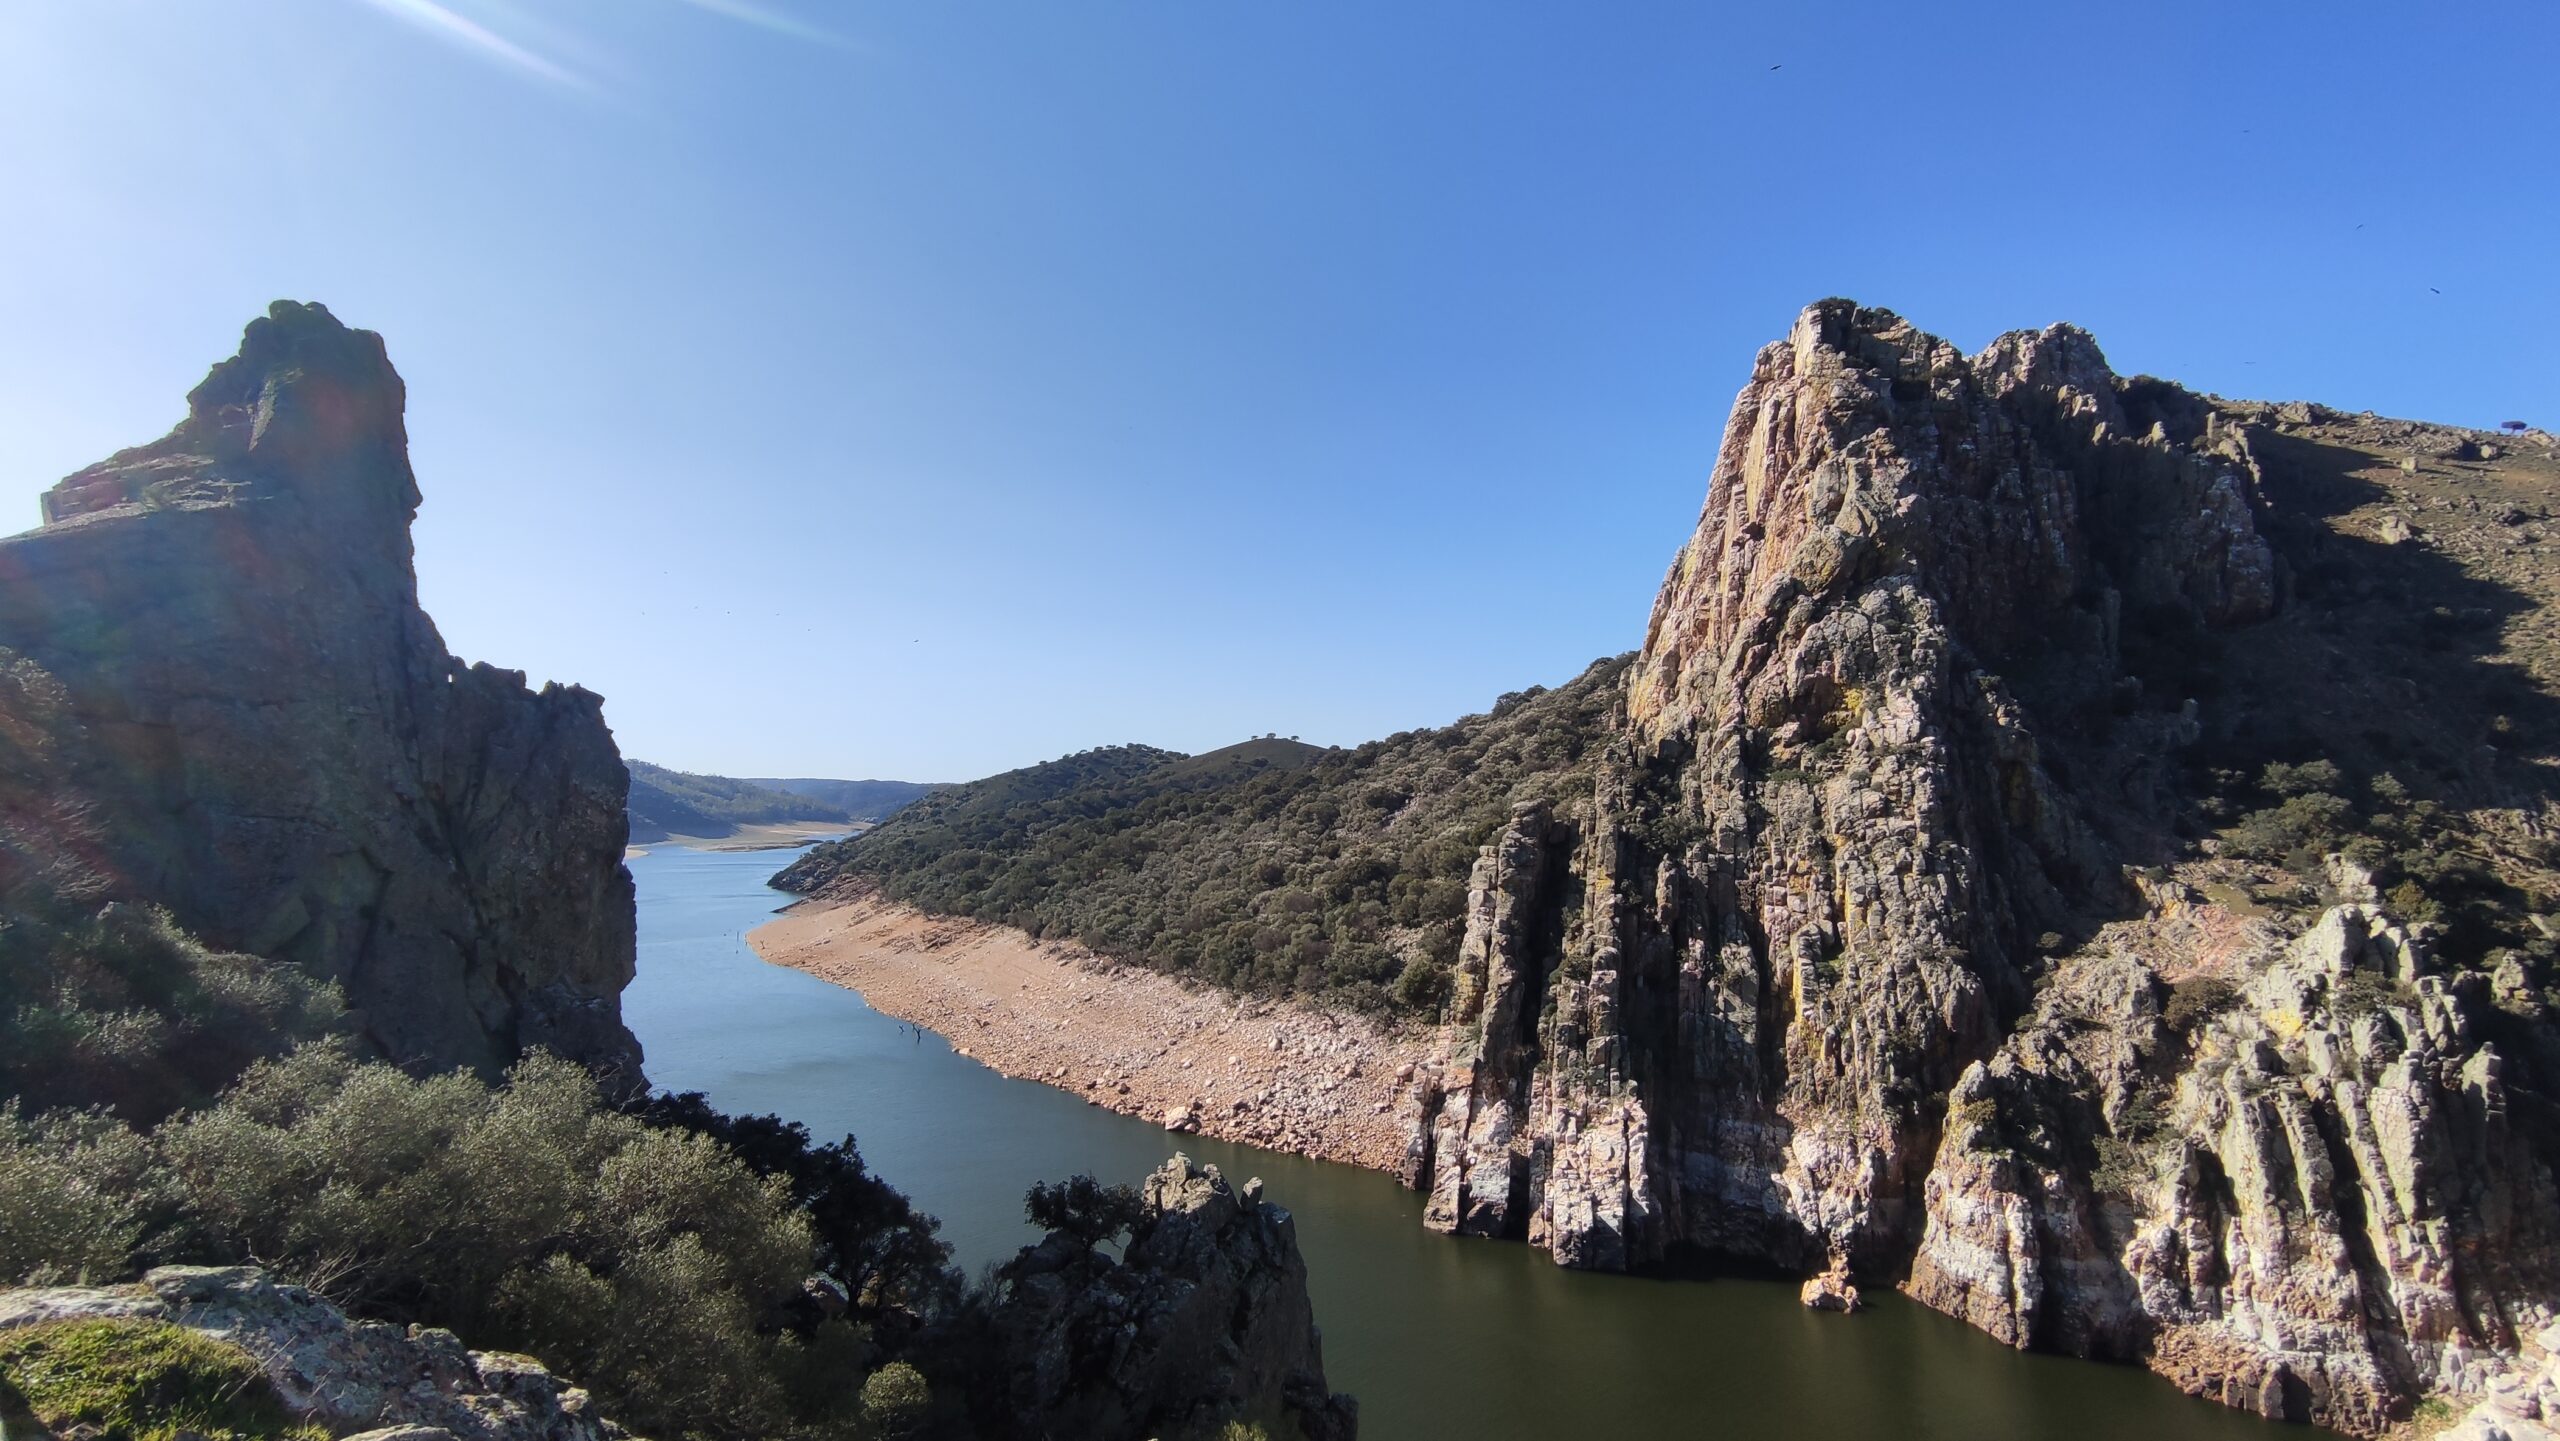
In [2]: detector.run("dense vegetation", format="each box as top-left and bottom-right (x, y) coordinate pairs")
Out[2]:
(628, 761), (853, 842)
(780, 657), (1631, 1014)
(2200, 757), (2554, 971)
(749, 778), (941, 822)
(0, 894), (344, 1124)
(0, 892), (981, 1440)
(1, 1036), (964, 1441)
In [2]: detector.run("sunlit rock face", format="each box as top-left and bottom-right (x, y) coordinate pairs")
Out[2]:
(0, 301), (641, 1089)
(1398, 300), (2557, 1433)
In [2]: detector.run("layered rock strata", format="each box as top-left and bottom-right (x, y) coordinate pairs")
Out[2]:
(1395, 300), (2558, 1431)
(0, 302), (640, 1086)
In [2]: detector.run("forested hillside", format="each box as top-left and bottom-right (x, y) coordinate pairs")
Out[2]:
(627, 761), (851, 841)
(776, 658), (1631, 1011)
(747, 777), (941, 820)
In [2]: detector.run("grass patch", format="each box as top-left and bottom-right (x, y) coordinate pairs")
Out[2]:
(0, 1318), (326, 1441)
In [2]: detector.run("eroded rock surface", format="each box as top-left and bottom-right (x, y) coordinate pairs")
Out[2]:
(985, 1154), (1356, 1441)
(1394, 300), (2560, 1432)
(0, 302), (639, 1087)
(0, 1265), (634, 1440)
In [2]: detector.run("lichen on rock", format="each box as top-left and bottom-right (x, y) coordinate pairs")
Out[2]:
(0, 1266), (633, 1441)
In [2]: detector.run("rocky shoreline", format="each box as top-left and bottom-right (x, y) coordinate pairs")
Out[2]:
(749, 893), (1432, 1171)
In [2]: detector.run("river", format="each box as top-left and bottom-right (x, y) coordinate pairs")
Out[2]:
(623, 841), (2307, 1440)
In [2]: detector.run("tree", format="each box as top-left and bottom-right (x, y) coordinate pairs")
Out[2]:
(1023, 1176), (1148, 1248)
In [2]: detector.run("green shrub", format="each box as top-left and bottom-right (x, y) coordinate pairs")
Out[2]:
(859, 1361), (932, 1439)
(1024, 1175), (1148, 1248)
(2261, 760), (2344, 797)
(152, 1045), (924, 1441)
(0, 899), (343, 1123)
(0, 1102), (171, 1285)
(2335, 969), (2409, 1019)
(1389, 953), (1450, 1014)
(0, 1318), (326, 1441)
(628, 1092), (954, 1315)
(2162, 977), (2238, 1035)
(2090, 1136), (2157, 1195)
(2225, 792), (2356, 866)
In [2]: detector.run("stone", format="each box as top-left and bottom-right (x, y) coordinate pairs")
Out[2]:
(0, 1267), (629, 1441)
(1801, 1254), (1862, 1313)
(985, 1156), (1356, 1439)
(1392, 300), (2560, 1434)
(2326, 851), (2384, 904)
(0, 303), (640, 1091)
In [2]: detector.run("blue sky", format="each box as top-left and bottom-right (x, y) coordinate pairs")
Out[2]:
(3, 2), (2553, 781)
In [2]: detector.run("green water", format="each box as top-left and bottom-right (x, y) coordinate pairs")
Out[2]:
(624, 844), (2311, 1440)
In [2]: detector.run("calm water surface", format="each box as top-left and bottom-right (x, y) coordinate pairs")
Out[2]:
(624, 843), (2309, 1440)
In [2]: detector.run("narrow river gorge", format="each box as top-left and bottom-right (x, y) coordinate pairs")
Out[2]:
(624, 842), (2315, 1440)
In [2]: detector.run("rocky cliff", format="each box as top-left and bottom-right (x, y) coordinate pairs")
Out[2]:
(1398, 300), (2560, 1433)
(0, 302), (640, 1087)
(984, 1155), (1356, 1441)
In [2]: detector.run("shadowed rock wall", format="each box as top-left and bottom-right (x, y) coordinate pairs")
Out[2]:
(0, 301), (640, 1088)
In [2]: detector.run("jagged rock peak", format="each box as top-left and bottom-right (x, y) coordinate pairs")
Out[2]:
(987, 1155), (1357, 1440)
(44, 301), (419, 546)
(0, 303), (640, 1089)
(1389, 298), (2560, 1434)
(1630, 298), (2275, 744)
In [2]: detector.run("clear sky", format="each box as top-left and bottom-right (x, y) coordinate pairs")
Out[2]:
(2, 2), (2553, 781)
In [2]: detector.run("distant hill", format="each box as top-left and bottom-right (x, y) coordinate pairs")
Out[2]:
(743, 777), (942, 821)
(627, 762), (851, 843)
(774, 738), (1331, 889)
(1158, 736), (1327, 782)
(771, 673), (1624, 1006)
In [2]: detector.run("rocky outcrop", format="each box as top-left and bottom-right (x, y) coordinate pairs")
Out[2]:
(0, 1265), (634, 1440)
(2443, 1324), (2560, 1440)
(1906, 904), (2560, 1434)
(1393, 300), (2560, 1431)
(985, 1155), (1356, 1441)
(0, 302), (640, 1087)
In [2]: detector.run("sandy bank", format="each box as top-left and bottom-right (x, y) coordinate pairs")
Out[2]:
(748, 894), (1431, 1173)
(634, 820), (859, 855)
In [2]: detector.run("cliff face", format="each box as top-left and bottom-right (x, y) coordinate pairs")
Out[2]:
(1398, 300), (2560, 1432)
(0, 301), (640, 1087)
(986, 1155), (1357, 1441)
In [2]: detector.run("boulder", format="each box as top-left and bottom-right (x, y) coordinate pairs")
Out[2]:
(0, 1267), (633, 1441)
